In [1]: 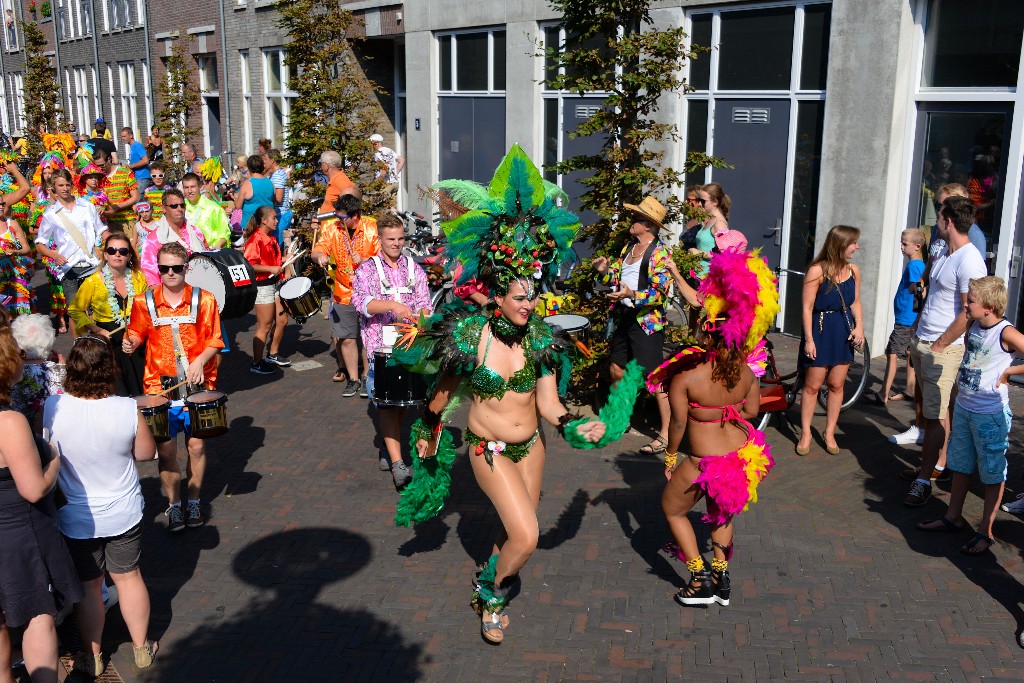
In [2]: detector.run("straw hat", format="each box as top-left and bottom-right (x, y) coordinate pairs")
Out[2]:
(622, 196), (667, 231)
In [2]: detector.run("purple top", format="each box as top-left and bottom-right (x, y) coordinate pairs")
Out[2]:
(351, 254), (431, 359)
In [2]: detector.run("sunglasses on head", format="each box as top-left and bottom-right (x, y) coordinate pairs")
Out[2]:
(164, 202), (185, 209)
(158, 264), (186, 274)
(105, 247), (131, 256)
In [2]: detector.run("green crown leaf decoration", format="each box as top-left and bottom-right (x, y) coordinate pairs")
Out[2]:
(435, 144), (580, 294)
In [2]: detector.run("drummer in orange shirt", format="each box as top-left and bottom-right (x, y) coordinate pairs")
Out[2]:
(312, 193), (380, 396)
(123, 242), (224, 533)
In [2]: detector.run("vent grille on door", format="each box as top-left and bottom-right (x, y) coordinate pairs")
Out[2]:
(732, 107), (770, 124)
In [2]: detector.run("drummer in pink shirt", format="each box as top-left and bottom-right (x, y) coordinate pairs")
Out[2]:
(140, 189), (208, 287)
(351, 214), (432, 488)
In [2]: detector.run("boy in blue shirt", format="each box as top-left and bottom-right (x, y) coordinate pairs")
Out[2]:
(882, 228), (926, 404)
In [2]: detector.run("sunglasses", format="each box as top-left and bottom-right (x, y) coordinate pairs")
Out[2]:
(105, 247), (131, 256)
(151, 173), (165, 178)
(158, 264), (186, 274)
(696, 198), (707, 206)
(164, 202), (185, 209)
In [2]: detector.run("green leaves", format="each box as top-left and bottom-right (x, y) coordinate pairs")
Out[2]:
(489, 144), (545, 212)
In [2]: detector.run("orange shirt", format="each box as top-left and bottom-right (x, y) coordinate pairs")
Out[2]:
(127, 285), (225, 395)
(243, 230), (282, 283)
(319, 170), (355, 214)
(314, 217), (380, 304)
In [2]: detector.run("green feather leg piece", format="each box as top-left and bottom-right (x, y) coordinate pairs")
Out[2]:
(472, 554), (508, 611)
(563, 360), (645, 450)
(394, 420), (458, 527)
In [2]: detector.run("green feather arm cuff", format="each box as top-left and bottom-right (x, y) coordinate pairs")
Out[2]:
(394, 419), (458, 527)
(562, 360), (644, 449)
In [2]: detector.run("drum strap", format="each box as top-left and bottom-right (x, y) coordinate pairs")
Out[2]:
(146, 288), (201, 388)
(371, 255), (414, 298)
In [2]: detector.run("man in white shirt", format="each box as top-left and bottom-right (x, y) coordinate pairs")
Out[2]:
(903, 195), (987, 507)
(35, 169), (108, 336)
(370, 133), (404, 193)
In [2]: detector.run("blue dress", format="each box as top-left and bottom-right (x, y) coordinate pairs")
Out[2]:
(799, 275), (856, 368)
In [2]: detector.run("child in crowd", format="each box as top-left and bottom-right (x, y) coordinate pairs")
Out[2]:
(915, 276), (1024, 552)
(881, 228), (926, 403)
(134, 201), (156, 252)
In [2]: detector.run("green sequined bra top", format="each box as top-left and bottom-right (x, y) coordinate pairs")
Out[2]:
(471, 329), (537, 400)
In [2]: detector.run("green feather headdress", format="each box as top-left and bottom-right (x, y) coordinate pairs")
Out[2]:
(433, 144), (580, 294)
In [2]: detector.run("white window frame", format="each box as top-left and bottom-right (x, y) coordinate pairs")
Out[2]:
(11, 73), (25, 131)
(0, 76), (8, 133)
(4, 6), (18, 51)
(262, 47), (297, 147)
(106, 63), (117, 134)
(64, 69), (72, 124)
(73, 66), (91, 129)
(141, 58), (152, 136)
(435, 27), (507, 95)
(118, 61), (138, 140)
(240, 50), (253, 156)
(91, 67), (101, 126)
(197, 54), (219, 157)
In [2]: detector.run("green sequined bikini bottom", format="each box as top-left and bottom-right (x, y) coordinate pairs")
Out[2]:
(466, 427), (540, 468)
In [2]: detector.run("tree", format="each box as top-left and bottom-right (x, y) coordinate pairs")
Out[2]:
(155, 35), (202, 170)
(275, 0), (389, 221)
(546, 0), (723, 253)
(20, 19), (66, 159)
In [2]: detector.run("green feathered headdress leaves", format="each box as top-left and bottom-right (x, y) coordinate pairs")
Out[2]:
(433, 144), (581, 293)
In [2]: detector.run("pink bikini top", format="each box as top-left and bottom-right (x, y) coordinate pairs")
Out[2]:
(688, 400), (746, 424)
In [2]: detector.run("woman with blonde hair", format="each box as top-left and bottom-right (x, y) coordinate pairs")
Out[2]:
(69, 232), (149, 396)
(795, 225), (864, 455)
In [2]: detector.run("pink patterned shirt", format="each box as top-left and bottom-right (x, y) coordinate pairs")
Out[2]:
(351, 254), (431, 358)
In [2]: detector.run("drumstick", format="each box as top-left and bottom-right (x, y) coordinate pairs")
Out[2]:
(281, 249), (306, 270)
(158, 379), (190, 397)
(107, 323), (126, 335)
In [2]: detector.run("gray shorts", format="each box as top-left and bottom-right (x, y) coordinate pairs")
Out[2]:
(330, 302), (359, 339)
(885, 323), (914, 359)
(64, 521), (143, 580)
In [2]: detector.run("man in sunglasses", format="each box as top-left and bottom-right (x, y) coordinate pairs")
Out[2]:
(35, 168), (108, 336)
(124, 242), (223, 532)
(312, 191), (380, 393)
(140, 188), (209, 287)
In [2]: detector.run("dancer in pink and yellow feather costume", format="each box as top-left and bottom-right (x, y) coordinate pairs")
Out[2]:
(646, 249), (779, 608)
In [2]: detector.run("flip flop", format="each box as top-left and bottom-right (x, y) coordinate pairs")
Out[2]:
(961, 533), (994, 555)
(332, 370), (346, 383)
(916, 517), (963, 532)
(888, 392), (909, 402)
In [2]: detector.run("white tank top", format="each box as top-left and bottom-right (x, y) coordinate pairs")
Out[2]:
(956, 318), (1015, 413)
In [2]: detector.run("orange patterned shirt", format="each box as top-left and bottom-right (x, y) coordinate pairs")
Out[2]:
(313, 216), (380, 304)
(127, 285), (224, 395)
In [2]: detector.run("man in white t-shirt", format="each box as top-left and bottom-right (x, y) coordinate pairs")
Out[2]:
(370, 133), (404, 193)
(903, 195), (987, 506)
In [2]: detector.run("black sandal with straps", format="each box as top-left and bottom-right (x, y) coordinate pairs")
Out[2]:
(674, 567), (715, 606)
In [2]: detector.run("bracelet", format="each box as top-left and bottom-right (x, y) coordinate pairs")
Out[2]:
(664, 451), (678, 469)
(556, 412), (583, 437)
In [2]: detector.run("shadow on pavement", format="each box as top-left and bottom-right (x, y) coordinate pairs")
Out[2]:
(146, 527), (424, 682)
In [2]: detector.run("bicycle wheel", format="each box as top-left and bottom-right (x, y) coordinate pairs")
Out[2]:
(755, 360), (781, 432)
(664, 295), (689, 331)
(818, 341), (871, 412)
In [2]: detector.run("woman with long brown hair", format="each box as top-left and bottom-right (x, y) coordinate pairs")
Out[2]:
(795, 225), (865, 455)
(0, 321), (82, 682)
(44, 335), (158, 676)
(689, 182), (731, 279)
(243, 206), (289, 374)
(69, 232), (149, 396)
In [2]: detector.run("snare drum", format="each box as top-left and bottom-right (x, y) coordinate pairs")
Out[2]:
(135, 395), (171, 442)
(543, 314), (591, 338)
(185, 391), (229, 439)
(372, 350), (427, 407)
(279, 276), (322, 322)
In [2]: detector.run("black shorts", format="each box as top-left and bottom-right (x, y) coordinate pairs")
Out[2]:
(608, 310), (665, 378)
(64, 521), (143, 580)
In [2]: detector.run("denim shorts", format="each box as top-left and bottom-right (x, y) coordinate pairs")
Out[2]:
(946, 404), (1012, 484)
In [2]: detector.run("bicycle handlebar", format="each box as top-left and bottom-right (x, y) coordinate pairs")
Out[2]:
(775, 267), (806, 277)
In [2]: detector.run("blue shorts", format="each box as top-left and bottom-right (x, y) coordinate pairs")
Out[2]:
(168, 403), (192, 439)
(946, 405), (1011, 484)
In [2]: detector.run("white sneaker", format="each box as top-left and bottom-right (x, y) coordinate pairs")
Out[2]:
(1000, 492), (1024, 514)
(889, 424), (923, 445)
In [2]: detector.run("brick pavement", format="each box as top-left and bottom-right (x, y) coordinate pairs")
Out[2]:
(45, 316), (1024, 682)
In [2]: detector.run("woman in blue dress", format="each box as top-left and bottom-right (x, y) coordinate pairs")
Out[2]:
(796, 225), (864, 455)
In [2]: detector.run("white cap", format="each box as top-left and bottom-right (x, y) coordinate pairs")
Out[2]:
(369, 134), (384, 143)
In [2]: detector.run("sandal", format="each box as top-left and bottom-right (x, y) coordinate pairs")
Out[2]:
(72, 651), (105, 677)
(480, 608), (507, 644)
(639, 436), (667, 455)
(332, 369), (347, 383)
(961, 533), (994, 555)
(916, 517), (963, 533)
(133, 640), (159, 669)
(673, 567), (715, 606)
(888, 392), (909, 402)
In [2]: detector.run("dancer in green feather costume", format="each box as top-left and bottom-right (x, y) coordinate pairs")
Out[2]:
(391, 145), (643, 645)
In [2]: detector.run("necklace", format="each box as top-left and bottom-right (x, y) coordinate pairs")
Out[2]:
(490, 310), (530, 347)
(629, 238), (654, 260)
(102, 265), (136, 327)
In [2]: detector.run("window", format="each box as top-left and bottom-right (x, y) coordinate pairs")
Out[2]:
(119, 62), (138, 137)
(922, 0), (1024, 88)
(11, 73), (25, 131)
(64, 69), (72, 124)
(109, 0), (132, 29)
(4, 5), (17, 51)
(717, 7), (796, 90)
(437, 29), (506, 93)
(91, 67), (100, 127)
(240, 50), (253, 155)
(73, 66), (91, 129)
(141, 59), (152, 136)
(197, 55), (218, 93)
(262, 48), (296, 148)
(0, 76), (8, 134)
(106, 63), (117, 133)
(78, 0), (92, 36)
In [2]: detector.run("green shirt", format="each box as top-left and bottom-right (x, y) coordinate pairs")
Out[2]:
(185, 195), (231, 248)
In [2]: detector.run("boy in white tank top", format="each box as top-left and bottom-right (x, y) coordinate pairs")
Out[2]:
(915, 276), (1024, 555)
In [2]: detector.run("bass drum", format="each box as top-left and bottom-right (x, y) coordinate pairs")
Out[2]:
(186, 250), (257, 319)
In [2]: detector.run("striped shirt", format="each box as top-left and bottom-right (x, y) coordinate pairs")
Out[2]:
(105, 166), (138, 224)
